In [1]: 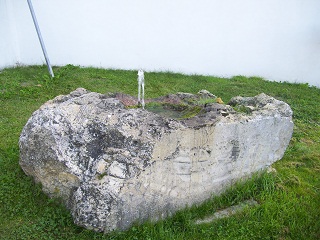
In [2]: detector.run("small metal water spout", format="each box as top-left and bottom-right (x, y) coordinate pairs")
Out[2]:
(137, 70), (145, 109)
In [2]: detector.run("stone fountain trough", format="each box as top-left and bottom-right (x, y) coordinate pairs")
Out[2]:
(19, 88), (293, 232)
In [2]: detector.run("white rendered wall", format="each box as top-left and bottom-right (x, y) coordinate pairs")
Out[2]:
(1, 0), (319, 87)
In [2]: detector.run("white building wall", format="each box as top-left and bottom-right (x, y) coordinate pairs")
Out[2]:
(0, 1), (20, 66)
(1, 0), (319, 87)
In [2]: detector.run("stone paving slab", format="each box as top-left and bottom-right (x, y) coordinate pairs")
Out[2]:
(195, 199), (259, 224)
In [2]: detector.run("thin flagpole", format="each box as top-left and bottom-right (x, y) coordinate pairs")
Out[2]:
(27, 0), (54, 77)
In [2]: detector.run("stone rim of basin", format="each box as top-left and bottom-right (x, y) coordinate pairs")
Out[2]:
(109, 89), (292, 127)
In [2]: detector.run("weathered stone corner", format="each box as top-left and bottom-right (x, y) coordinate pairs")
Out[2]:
(19, 88), (294, 232)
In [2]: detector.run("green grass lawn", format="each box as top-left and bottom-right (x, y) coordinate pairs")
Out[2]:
(0, 65), (319, 240)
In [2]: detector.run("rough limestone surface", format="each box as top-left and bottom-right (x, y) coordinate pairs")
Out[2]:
(19, 88), (294, 232)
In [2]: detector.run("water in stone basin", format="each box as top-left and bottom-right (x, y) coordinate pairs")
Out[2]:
(146, 104), (184, 119)
(146, 103), (200, 119)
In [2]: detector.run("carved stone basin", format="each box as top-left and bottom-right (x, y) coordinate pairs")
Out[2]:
(19, 88), (293, 232)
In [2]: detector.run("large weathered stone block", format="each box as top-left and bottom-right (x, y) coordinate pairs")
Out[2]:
(19, 88), (293, 232)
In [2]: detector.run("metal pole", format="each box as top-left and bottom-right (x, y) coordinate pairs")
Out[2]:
(27, 0), (54, 77)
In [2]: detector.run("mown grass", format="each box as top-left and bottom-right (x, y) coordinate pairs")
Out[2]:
(0, 65), (319, 240)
